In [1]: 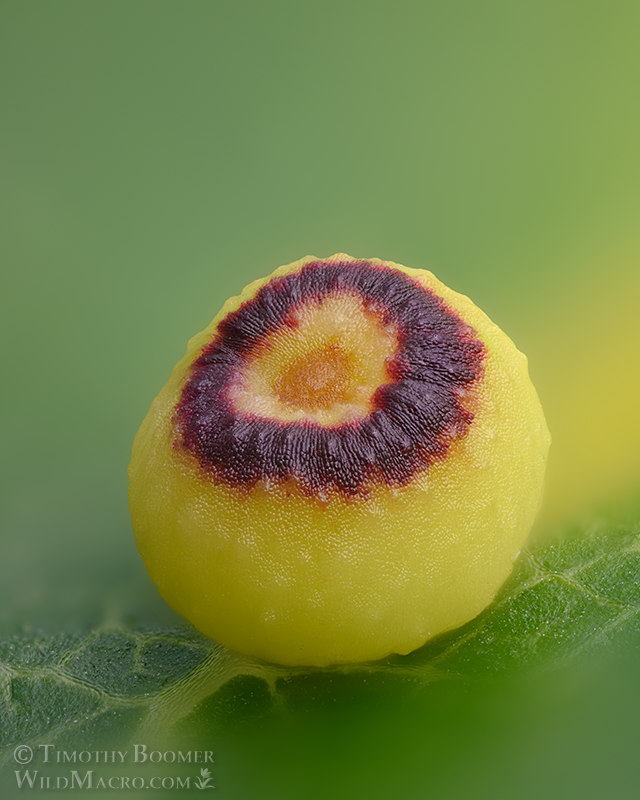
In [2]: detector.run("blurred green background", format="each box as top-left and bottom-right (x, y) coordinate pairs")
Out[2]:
(2, 1), (639, 798)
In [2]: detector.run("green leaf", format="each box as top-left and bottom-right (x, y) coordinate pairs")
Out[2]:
(1, 509), (639, 761)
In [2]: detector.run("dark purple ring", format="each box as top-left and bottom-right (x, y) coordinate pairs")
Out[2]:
(175, 259), (485, 497)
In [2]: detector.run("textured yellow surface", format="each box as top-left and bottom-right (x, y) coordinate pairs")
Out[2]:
(128, 254), (550, 666)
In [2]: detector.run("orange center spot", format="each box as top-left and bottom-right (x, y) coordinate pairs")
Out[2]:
(229, 293), (400, 426)
(274, 344), (355, 411)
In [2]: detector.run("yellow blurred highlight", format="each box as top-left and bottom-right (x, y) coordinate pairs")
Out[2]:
(533, 241), (640, 529)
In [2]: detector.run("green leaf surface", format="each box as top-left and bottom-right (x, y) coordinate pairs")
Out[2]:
(2, 511), (639, 760)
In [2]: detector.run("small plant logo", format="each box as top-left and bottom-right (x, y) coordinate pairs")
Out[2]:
(194, 767), (214, 790)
